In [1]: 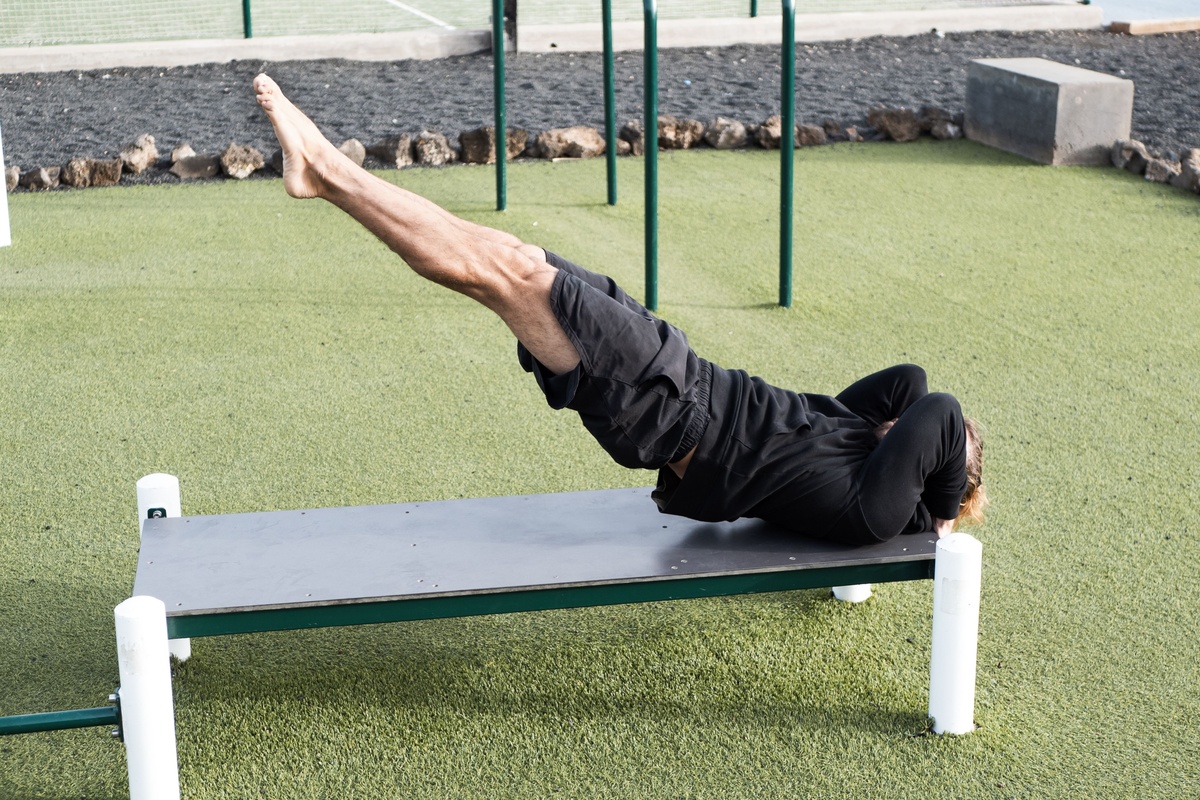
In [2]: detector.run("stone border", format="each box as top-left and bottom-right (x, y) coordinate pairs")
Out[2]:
(0, 106), (956, 192)
(4, 105), (1198, 197)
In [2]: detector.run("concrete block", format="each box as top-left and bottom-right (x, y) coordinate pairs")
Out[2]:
(965, 58), (1133, 166)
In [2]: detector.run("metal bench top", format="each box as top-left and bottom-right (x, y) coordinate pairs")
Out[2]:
(133, 488), (937, 639)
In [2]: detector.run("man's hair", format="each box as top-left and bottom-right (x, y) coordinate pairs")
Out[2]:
(958, 417), (988, 525)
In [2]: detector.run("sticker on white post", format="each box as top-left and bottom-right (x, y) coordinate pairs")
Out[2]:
(1, 120), (11, 248)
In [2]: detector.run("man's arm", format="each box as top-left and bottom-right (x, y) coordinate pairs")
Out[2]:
(933, 517), (955, 538)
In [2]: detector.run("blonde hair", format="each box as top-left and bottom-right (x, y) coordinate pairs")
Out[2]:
(957, 417), (988, 526)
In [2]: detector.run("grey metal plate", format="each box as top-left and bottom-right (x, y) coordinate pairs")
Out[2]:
(132, 488), (936, 617)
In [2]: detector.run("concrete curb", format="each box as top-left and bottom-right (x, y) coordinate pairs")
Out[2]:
(0, 29), (491, 74)
(518, 6), (1105, 52)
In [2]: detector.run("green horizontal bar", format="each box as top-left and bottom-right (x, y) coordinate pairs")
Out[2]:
(0, 706), (118, 736)
(168, 560), (933, 639)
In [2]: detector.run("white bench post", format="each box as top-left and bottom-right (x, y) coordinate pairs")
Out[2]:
(137, 473), (190, 662)
(1, 120), (11, 248)
(115, 596), (181, 800)
(831, 584), (872, 603)
(928, 532), (982, 734)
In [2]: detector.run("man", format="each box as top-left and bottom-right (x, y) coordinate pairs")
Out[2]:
(252, 74), (985, 545)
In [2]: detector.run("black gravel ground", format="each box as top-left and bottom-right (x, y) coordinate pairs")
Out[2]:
(2, 28), (1198, 184)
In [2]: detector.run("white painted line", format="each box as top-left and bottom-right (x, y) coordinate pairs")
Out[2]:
(382, 0), (456, 30)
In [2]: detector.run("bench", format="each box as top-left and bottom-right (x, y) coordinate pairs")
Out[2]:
(114, 474), (983, 799)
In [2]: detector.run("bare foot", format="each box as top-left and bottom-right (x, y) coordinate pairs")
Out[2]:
(253, 73), (344, 199)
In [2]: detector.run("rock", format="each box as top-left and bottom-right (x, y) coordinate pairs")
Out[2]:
(919, 105), (955, 132)
(170, 155), (221, 180)
(90, 158), (122, 186)
(338, 139), (366, 167)
(1144, 157), (1180, 184)
(657, 116), (704, 149)
(867, 107), (922, 142)
(270, 149), (284, 174)
(61, 157), (123, 188)
(756, 115), (785, 149)
(366, 135), (414, 167)
(930, 120), (963, 140)
(413, 131), (457, 165)
(822, 119), (847, 142)
(458, 128), (529, 164)
(120, 133), (158, 174)
(220, 144), (264, 179)
(756, 118), (825, 148)
(619, 120), (645, 156)
(1171, 148), (1199, 192)
(1169, 172), (1192, 191)
(703, 117), (747, 149)
(1111, 139), (1149, 174)
(796, 123), (827, 147)
(459, 128), (492, 164)
(615, 138), (631, 156)
(536, 126), (605, 160)
(61, 158), (93, 188)
(823, 121), (866, 143)
(19, 166), (60, 191)
(5, 165), (18, 192)
(171, 144), (196, 163)
(704, 116), (747, 149)
(504, 129), (529, 160)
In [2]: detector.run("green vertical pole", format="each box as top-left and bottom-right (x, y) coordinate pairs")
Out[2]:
(751, 0), (759, 18)
(603, 0), (617, 206)
(644, 0), (658, 311)
(493, 0), (507, 211)
(242, 0), (253, 38)
(779, 0), (795, 308)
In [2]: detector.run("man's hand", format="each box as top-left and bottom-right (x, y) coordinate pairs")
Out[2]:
(933, 517), (956, 538)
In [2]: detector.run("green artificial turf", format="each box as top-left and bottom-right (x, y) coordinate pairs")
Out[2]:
(1, 141), (1198, 799)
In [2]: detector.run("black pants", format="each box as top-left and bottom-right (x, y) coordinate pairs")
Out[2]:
(517, 251), (710, 470)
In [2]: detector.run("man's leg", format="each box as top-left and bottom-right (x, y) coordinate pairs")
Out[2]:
(253, 73), (580, 375)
